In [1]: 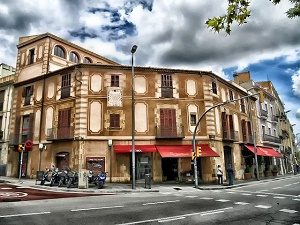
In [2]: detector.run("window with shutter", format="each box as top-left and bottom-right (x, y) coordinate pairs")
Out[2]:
(212, 81), (217, 94)
(0, 90), (4, 111)
(159, 108), (176, 136)
(161, 74), (173, 98)
(109, 114), (120, 128)
(111, 75), (119, 87)
(61, 74), (71, 99)
(228, 115), (234, 139)
(241, 119), (247, 142)
(221, 112), (228, 139)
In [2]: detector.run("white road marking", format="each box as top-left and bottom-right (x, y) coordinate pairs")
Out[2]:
(216, 199), (230, 202)
(212, 190), (221, 193)
(279, 209), (298, 214)
(256, 194), (267, 197)
(186, 196), (198, 198)
(158, 216), (186, 223)
(115, 207), (233, 225)
(292, 199), (300, 201)
(234, 202), (250, 205)
(255, 205), (272, 209)
(230, 190), (297, 198)
(241, 193), (252, 196)
(160, 192), (172, 195)
(273, 196), (286, 199)
(258, 190), (268, 192)
(16, 186), (29, 189)
(0, 212), (51, 218)
(0, 192), (28, 198)
(199, 197), (213, 200)
(284, 184), (292, 187)
(226, 191), (236, 194)
(272, 187), (281, 190)
(142, 200), (180, 206)
(71, 205), (124, 212)
(0, 187), (12, 190)
(292, 183), (298, 185)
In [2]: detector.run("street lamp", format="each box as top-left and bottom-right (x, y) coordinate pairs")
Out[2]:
(131, 45), (138, 189)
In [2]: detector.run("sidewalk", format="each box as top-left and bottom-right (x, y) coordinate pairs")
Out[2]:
(1, 174), (298, 193)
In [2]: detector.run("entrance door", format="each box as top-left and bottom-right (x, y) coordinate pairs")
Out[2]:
(56, 152), (69, 170)
(160, 108), (176, 137)
(136, 155), (151, 180)
(162, 158), (178, 181)
(224, 146), (232, 170)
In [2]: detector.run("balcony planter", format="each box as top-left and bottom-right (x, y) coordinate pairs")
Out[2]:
(271, 165), (278, 176)
(244, 166), (251, 180)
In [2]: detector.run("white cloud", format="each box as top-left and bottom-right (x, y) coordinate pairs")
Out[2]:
(292, 69), (300, 97)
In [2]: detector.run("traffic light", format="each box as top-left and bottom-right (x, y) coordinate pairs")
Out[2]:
(192, 151), (196, 160)
(196, 146), (202, 157)
(18, 144), (24, 151)
(258, 90), (265, 103)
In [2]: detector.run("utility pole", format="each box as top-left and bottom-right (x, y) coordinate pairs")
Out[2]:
(193, 93), (259, 188)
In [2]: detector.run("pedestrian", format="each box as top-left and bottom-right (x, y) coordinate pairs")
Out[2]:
(217, 165), (223, 185)
(227, 164), (234, 186)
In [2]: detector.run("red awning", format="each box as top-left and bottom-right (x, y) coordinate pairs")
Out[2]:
(156, 144), (219, 158)
(199, 144), (220, 157)
(245, 145), (282, 158)
(114, 145), (157, 153)
(156, 145), (192, 158)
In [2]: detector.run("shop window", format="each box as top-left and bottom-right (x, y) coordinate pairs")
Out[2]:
(86, 157), (105, 173)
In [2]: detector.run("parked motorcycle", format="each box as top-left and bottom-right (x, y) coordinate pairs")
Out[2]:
(88, 171), (107, 189)
(67, 170), (78, 188)
(50, 168), (61, 187)
(40, 168), (51, 185)
(58, 169), (70, 187)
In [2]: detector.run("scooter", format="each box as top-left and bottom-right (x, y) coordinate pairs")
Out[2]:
(50, 168), (61, 187)
(40, 168), (51, 185)
(67, 170), (78, 188)
(58, 169), (69, 187)
(97, 171), (107, 189)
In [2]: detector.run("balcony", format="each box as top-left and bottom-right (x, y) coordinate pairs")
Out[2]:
(61, 86), (71, 99)
(271, 115), (278, 122)
(260, 109), (268, 118)
(242, 134), (254, 144)
(263, 134), (281, 144)
(9, 132), (33, 145)
(155, 125), (184, 139)
(223, 130), (239, 142)
(47, 126), (74, 140)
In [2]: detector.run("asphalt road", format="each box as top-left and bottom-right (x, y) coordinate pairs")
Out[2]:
(0, 176), (299, 225)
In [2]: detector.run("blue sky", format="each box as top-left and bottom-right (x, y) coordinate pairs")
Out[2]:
(0, 0), (299, 137)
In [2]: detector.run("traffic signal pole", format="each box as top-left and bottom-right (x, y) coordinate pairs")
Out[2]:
(193, 92), (259, 188)
(18, 149), (24, 182)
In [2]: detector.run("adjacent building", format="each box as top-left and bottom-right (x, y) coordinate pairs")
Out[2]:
(0, 63), (15, 176)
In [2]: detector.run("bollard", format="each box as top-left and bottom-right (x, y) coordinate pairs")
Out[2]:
(144, 174), (151, 189)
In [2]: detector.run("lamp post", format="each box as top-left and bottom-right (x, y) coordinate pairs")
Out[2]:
(131, 45), (138, 189)
(108, 139), (113, 182)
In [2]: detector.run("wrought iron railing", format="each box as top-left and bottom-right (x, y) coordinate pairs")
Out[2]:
(260, 109), (268, 118)
(155, 125), (184, 139)
(263, 134), (281, 144)
(223, 130), (239, 141)
(47, 126), (74, 140)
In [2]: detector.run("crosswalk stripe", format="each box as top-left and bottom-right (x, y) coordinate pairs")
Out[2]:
(0, 187), (12, 190)
(279, 209), (298, 214)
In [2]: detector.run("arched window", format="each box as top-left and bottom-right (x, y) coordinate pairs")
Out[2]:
(69, 51), (80, 63)
(83, 57), (92, 63)
(54, 45), (66, 58)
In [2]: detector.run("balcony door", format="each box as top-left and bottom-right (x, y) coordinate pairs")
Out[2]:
(160, 108), (176, 137)
(58, 108), (71, 139)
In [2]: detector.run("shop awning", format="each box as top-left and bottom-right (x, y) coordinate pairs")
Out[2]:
(245, 145), (282, 158)
(156, 145), (219, 158)
(114, 145), (157, 153)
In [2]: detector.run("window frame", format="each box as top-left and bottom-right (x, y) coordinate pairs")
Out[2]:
(61, 73), (71, 99)
(111, 75), (120, 87)
(28, 48), (35, 65)
(109, 114), (120, 128)
(161, 74), (173, 98)
(83, 57), (92, 63)
(69, 51), (80, 63)
(212, 81), (217, 95)
(190, 113), (197, 126)
(54, 45), (66, 59)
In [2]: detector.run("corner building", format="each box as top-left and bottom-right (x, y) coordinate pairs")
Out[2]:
(7, 33), (257, 184)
